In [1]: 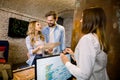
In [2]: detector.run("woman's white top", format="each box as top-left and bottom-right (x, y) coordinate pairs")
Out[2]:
(65, 33), (109, 80)
(25, 36), (45, 66)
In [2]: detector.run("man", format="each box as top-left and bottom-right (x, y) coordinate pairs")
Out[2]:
(42, 11), (65, 55)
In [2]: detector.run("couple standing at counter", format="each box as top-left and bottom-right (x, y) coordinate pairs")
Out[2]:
(25, 11), (65, 66)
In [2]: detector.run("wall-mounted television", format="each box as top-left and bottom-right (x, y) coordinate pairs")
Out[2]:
(8, 18), (29, 38)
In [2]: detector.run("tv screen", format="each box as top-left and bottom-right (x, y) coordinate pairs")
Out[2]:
(35, 54), (72, 80)
(8, 18), (29, 38)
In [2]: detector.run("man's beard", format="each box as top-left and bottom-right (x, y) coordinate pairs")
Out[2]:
(48, 23), (55, 27)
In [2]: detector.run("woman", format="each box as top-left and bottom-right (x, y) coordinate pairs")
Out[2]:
(26, 21), (45, 66)
(60, 7), (110, 80)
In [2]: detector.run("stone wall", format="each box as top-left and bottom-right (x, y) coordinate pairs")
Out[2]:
(64, 17), (73, 47)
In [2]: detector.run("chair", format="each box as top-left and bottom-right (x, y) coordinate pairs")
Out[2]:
(0, 40), (9, 63)
(0, 40), (12, 80)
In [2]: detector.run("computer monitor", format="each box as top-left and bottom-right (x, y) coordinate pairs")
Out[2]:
(35, 54), (72, 80)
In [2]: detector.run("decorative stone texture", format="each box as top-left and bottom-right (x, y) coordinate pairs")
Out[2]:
(63, 17), (73, 47)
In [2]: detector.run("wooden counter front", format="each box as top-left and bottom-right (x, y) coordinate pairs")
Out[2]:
(13, 66), (35, 80)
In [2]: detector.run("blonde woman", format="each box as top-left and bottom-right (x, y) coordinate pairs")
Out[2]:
(26, 21), (45, 66)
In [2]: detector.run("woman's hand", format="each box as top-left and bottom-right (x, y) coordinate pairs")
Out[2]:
(60, 53), (69, 64)
(38, 45), (43, 50)
(32, 45), (43, 54)
(63, 48), (76, 61)
(64, 48), (74, 56)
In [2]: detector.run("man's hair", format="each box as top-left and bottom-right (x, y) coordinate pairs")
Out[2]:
(45, 11), (58, 19)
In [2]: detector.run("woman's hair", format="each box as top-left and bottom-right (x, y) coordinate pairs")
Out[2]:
(81, 7), (109, 53)
(27, 21), (44, 46)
